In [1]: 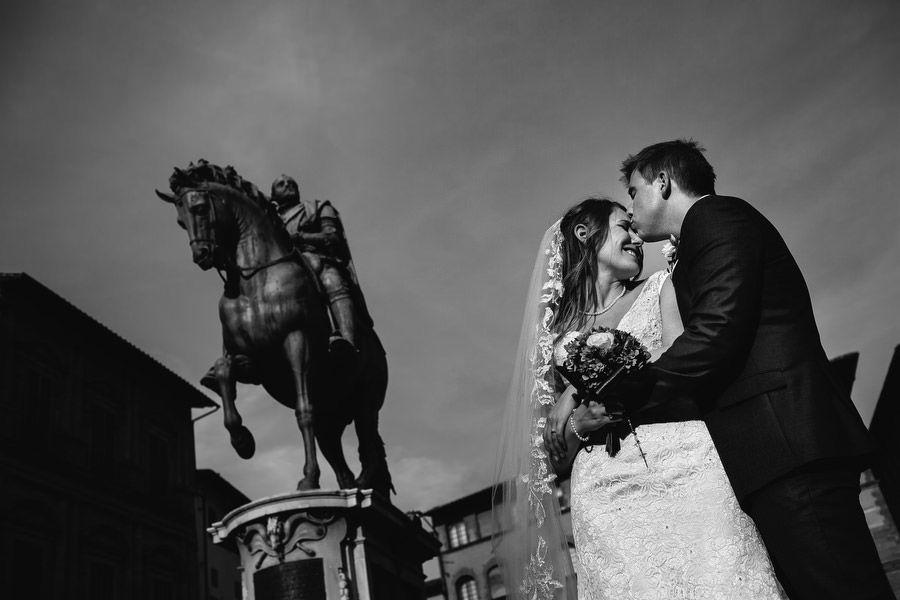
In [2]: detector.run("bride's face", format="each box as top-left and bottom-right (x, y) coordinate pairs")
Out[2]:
(596, 207), (643, 279)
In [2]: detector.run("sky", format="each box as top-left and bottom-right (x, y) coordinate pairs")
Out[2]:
(1, 0), (898, 512)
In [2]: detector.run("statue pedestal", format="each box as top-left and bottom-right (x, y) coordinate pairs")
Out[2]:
(209, 489), (440, 600)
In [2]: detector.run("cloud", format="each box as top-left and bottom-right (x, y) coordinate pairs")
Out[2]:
(387, 451), (474, 512)
(2, 0), (898, 510)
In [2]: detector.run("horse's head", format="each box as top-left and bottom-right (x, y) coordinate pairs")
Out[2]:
(157, 183), (232, 271)
(157, 161), (272, 271)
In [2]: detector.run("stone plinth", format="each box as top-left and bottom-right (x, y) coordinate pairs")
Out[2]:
(208, 489), (440, 600)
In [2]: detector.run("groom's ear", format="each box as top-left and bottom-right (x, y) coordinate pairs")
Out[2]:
(657, 171), (671, 200)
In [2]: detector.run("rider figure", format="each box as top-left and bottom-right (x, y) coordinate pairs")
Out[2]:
(270, 174), (372, 357)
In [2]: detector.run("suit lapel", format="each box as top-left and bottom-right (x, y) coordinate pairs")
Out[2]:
(668, 194), (715, 321)
(671, 264), (692, 324)
(672, 194), (718, 325)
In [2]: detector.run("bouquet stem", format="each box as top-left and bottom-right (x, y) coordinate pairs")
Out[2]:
(592, 364), (626, 397)
(589, 365), (649, 469)
(627, 418), (649, 469)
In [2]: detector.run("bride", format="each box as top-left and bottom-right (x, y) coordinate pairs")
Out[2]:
(494, 198), (785, 599)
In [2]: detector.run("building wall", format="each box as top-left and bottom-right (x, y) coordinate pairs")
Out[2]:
(195, 470), (251, 600)
(861, 470), (900, 596)
(0, 275), (207, 599)
(426, 481), (573, 600)
(440, 531), (503, 600)
(196, 499), (244, 600)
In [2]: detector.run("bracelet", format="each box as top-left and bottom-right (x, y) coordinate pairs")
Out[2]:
(569, 412), (589, 442)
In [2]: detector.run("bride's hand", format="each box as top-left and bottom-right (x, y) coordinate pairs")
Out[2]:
(544, 386), (577, 462)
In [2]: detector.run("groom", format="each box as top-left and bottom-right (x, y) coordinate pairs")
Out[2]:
(614, 139), (893, 599)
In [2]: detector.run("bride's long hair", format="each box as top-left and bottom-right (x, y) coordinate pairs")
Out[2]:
(551, 197), (632, 337)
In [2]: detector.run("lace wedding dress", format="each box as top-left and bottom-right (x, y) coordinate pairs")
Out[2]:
(557, 270), (786, 600)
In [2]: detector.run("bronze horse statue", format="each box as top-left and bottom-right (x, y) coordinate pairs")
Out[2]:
(156, 161), (392, 496)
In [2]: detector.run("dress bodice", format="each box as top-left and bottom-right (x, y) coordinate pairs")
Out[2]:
(554, 270), (668, 367)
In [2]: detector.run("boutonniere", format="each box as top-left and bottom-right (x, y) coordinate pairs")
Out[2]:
(661, 235), (679, 272)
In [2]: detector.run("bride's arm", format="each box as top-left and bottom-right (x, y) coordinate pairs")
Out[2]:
(549, 401), (615, 475)
(649, 275), (685, 362)
(548, 410), (581, 475)
(546, 385), (583, 476)
(544, 385), (578, 463)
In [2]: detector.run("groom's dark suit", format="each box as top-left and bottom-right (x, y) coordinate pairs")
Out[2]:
(620, 195), (893, 599)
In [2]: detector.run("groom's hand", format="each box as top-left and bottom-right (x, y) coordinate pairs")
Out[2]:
(597, 372), (655, 413)
(575, 400), (622, 434)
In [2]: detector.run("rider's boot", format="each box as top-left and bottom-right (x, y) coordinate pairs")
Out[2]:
(328, 294), (358, 363)
(329, 330), (355, 354)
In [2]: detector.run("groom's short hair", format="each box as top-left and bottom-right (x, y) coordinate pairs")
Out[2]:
(620, 139), (716, 197)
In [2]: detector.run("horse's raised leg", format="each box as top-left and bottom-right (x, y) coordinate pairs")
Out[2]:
(284, 331), (320, 490)
(208, 356), (256, 459)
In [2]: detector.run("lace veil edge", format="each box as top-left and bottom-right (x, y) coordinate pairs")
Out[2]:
(492, 219), (577, 600)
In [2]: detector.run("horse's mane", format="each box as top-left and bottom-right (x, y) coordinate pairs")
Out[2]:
(168, 159), (287, 233)
(168, 159), (270, 204)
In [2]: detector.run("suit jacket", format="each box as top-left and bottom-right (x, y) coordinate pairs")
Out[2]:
(622, 195), (874, 501)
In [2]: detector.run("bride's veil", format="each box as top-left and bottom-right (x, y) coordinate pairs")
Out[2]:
(492, 219), (577, 600)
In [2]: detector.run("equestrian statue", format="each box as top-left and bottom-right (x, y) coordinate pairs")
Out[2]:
(156, 160), (392, 497)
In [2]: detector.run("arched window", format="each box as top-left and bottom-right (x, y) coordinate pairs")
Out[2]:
(487, 565), (506, 599)
(456, 575), (478, 600)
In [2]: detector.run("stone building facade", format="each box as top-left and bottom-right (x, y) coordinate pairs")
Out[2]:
(0, 273), (216, 599)
(424, 480), (573, 600)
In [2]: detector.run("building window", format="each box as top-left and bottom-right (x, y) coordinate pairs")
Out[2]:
(556, 484), (570, 511)
(477, 510), (493, 539)
(151, 577), (176, 600)
(448, 521), (469, 548)
(11, 537), (51, 598)
(487, 565), (506, 599)
(16, 358), (61, 448)
(147, 429), (170, 487)
(86, 397), (120, 472)
(567, 541), (579, 589)
(456, 576), (478, 600)
(87, 558), (119, 600)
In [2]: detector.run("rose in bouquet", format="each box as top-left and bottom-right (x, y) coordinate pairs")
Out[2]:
(556, 327), (651, 465)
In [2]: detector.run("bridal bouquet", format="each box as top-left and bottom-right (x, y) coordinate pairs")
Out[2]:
(556, 327), (651, 465)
